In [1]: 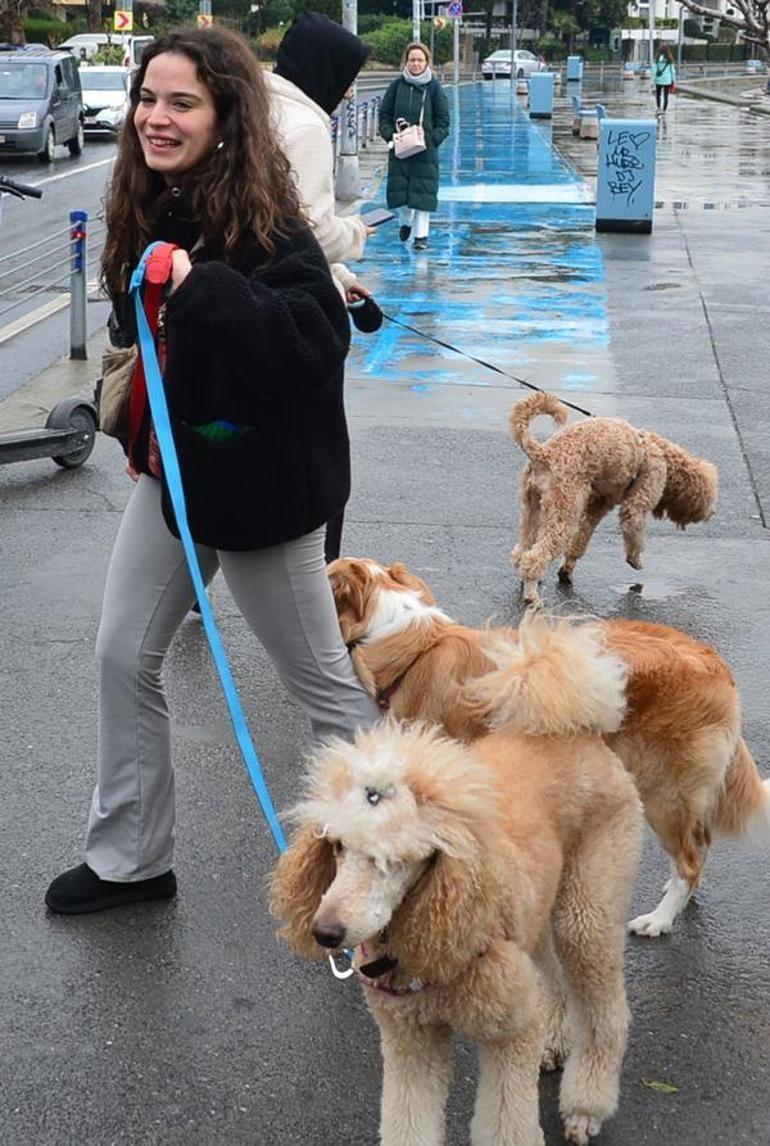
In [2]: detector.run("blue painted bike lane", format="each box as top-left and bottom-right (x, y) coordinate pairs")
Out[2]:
(349, 82), (613, 398)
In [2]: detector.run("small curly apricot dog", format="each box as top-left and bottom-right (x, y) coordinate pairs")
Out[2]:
(509, 392), (718, 607)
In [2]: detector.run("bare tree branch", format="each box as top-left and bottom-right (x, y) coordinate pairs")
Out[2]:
(677, 0), (769, 52)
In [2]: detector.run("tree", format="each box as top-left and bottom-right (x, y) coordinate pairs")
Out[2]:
(676, 0), (769, 54)
(0, 0), (27, 43)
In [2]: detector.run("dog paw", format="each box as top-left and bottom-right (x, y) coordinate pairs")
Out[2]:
(557, 564), (574, 584)
(563, 1113), (602, 1145)
(627, 911), (672, 938)
(625, 554), (643, 571)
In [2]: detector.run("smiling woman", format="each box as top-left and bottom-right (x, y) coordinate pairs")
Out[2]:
(44, 26), (378, 917)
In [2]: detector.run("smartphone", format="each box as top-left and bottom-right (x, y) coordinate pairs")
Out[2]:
(361, 208), (396, 228)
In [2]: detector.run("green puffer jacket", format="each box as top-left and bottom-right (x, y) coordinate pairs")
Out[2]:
(379, 76), (450, 213)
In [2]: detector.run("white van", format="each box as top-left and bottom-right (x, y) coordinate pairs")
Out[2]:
(123, 35), (153, 69)
(59, 33), (127, 61)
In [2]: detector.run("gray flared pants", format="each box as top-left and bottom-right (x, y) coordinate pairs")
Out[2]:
(85, 475), (377, 881)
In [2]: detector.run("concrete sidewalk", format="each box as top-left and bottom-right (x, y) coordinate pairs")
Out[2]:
(1, 78), (768, 1145)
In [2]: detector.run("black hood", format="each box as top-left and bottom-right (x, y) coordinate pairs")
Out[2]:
(274, 12), (370, 116)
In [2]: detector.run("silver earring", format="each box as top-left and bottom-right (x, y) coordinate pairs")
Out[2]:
(216, 140), (224, 150)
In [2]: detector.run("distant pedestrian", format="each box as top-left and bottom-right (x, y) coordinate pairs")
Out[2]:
(44, 26), (378, 916)
(266, 10), (374, 563)
(379, 42), (450, 252)
(653, 46), (676, 115)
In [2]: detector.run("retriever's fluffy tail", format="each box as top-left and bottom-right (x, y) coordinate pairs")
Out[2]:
(466, 614), (628, 737)
(713, 737), (770, 843)
(508, 392), (569, 464)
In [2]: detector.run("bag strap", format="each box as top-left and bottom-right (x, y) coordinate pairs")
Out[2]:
(418, 87), (427, 127)
(129, 240), (287, 855)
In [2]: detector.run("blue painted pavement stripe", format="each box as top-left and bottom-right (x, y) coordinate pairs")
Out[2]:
(350, 84), (610, 396)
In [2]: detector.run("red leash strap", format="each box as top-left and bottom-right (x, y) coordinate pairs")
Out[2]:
(127, 243), (178, 466)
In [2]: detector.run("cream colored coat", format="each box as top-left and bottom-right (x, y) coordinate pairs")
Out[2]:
(266, 70), (367, 295)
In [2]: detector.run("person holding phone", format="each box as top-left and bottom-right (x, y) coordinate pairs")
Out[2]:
(379, 42), (450, 252)
(266, 11), (378, 562)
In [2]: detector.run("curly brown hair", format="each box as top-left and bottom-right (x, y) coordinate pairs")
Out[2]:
(101, 26), (301, 297)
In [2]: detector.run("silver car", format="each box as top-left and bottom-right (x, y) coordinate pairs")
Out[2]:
(482, 49), (546, 80)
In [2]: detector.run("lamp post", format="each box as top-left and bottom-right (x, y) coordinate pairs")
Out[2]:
(676, 0), (683, 73)
(336, 0), (360, 201)
(509, 0), (518, 90)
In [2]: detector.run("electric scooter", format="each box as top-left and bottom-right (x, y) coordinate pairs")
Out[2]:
(0, 173), (97, 469)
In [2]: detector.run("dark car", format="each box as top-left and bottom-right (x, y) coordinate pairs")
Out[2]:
(0, 46), (84, 162)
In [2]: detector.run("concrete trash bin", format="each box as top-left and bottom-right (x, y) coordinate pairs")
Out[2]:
(595, 116), (657, 233)
(529, 72), (554, 118)
(566, 55), (583, 82)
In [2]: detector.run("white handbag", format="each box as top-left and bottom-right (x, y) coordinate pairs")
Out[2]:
(393, 91), (427, 159)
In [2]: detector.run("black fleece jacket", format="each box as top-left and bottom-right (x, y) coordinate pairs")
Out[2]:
(115, 192), (352, 552)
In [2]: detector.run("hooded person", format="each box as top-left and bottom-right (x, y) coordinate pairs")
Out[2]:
(266, 12), (371, 282)
(265, 12), (376, 567)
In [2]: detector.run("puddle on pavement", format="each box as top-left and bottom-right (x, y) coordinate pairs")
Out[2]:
(612, 578), (687, 601)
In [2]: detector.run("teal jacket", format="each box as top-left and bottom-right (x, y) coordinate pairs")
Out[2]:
(653, 56), (676, 86)
(379, 76), (450, 213)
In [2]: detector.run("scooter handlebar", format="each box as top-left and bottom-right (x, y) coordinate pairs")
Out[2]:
(0, 175), (43, 199)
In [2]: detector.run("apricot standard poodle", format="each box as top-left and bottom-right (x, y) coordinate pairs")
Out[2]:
(509, 392), (718, 607)
(271, 616), (643, 1146)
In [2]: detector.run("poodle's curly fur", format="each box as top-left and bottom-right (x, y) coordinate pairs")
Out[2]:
(271, 616), (644, 1146)
(509, 392), (719, 607)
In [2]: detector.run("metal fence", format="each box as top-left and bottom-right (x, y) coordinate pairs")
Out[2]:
(0, 202), (106, 358)
(331, 95), (382, 168)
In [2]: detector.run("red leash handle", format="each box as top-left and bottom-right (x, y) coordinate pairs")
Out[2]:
(127, 243), (179, 460)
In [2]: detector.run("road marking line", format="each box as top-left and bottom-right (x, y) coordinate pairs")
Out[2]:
(0, 296), (70, 344)
(24, 156), (115, 190)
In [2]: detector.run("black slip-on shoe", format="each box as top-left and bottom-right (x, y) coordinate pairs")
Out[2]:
(398, 224), (412, 242)
(45, 863), (177, 915)
(413, 237), (428, 251)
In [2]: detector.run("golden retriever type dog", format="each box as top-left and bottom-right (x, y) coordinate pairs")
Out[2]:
(508, 392), (719, 606)
(272, 617), (644, 1146)
(327, 557), (770, 938)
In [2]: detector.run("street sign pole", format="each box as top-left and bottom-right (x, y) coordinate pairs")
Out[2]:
(335, 0), (360, 202)
(453, 16), (459, 84)
(413, 0), (421, 41)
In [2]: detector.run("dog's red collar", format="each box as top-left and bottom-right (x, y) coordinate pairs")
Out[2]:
(376, 675), (405, 712)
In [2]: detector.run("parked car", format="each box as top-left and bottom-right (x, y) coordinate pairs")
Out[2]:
(0, 46), (84, 162)
(59, 33), (126, 61)
(122, 35), (153, 69)
(79, 65), (131, 134)
(482, 49), (546, 80)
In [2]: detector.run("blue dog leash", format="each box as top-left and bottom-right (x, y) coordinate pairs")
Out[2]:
(129, 243), (288, 855)
(130, 244), (354, 979)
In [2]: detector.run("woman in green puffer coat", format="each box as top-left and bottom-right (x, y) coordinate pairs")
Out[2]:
(378, 42), (450, 251)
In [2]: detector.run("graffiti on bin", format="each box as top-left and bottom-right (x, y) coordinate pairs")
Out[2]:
(603, 128), (652, 205)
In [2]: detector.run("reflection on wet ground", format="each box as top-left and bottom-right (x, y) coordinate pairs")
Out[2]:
(354, 83), (611, 395)
(556, 73), (770, 208)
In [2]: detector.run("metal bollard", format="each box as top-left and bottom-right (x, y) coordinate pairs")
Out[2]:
(360, 101), (368, 149)
(69, 209), (87, 361)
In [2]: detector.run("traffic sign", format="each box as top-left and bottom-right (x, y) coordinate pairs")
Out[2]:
(447, 0), (462, 16)
(114, 9), (133, 30)
(197, 12), (213, 25)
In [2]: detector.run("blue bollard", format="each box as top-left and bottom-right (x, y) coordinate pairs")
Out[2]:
(595, 117), (657, 234)
(529, 72), (554, 118)
(566, 55), (583, 82)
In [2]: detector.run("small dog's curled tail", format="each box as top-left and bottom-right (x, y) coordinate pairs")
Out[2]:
(508, 392), (569, 463)
(466, 614), (628, 737)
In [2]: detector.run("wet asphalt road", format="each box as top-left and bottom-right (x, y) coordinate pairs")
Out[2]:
(1, 75), (769, 1145)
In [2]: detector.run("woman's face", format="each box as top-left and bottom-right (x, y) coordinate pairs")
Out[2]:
(406, 49), (428, 76)
(134, 52), (218, 184)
